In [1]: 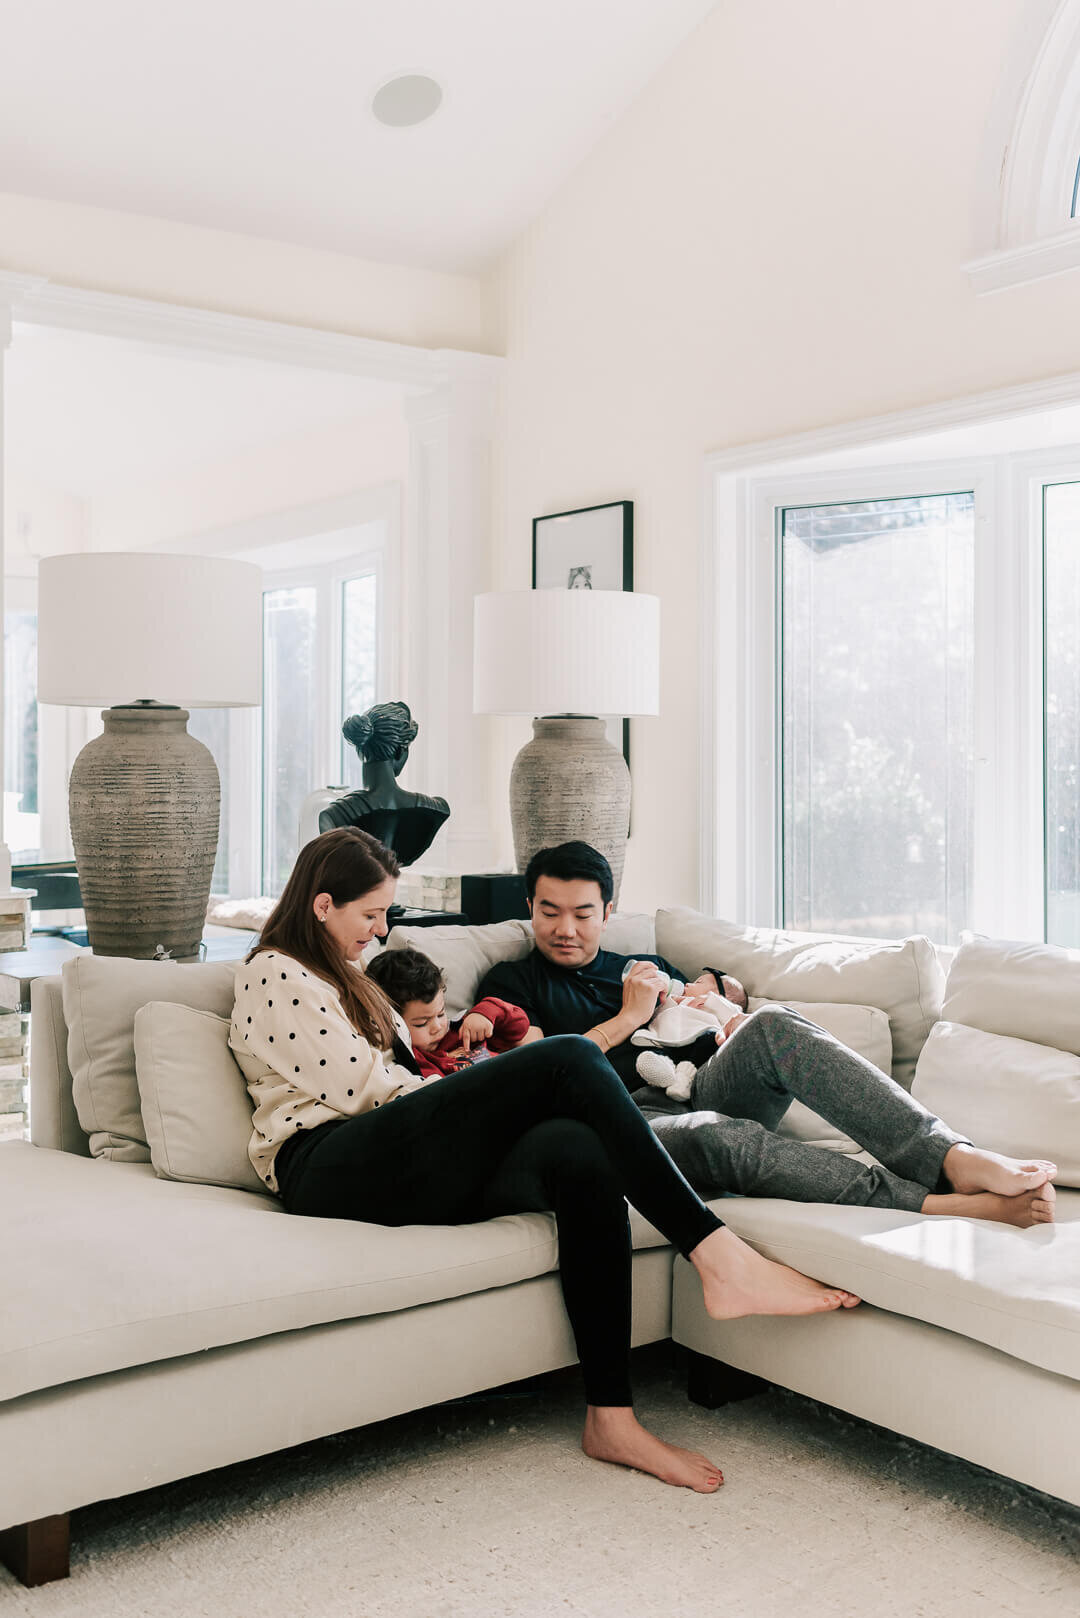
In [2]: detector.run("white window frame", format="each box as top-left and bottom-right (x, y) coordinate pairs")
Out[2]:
(729, 455), (1055, 939)
(254, 543), (387, 896)
(1010, 445), (1080, 938)
(966, 0), (1080, 292)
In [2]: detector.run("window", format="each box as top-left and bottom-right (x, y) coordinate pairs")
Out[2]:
(183, 556), (384, 900)
(965, 1), (1080, 292)
(259, 563), (382, 895)
(3, 608), (39, 853)
(340, 572), (378, 786)
(1043, 481), (1080, 944)
(187, 706), (234, 897)
(731, 449), (1080, 945)
(262, 585), (319, 895)
(780, 494), (975, 940)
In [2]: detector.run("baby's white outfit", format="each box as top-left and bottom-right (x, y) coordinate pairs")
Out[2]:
(632, 989), (745, 1101)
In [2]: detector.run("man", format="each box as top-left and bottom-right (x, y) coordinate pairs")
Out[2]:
(476, 842), (1056, 1224)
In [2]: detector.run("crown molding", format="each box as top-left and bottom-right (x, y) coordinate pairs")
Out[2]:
(964, 226), (1080, 294)
(704, 367), (1080, 474)
(0, 272), (478, 388)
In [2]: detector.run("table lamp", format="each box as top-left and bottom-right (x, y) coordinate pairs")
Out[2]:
(37, 552), (262, 960)
(473, 589), (660, 902)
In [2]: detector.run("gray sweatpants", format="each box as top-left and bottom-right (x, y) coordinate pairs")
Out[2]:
(636, 1004), (966, 1212)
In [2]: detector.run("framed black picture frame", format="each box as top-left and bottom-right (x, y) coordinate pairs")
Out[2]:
(531, 500), (634, 768)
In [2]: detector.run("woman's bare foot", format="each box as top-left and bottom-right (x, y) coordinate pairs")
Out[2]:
(943, 1144), (1056, 1197)
(689, 1226), (860, 1319)
(582, 1406), (723, 1493)
(922, 1181), (1056, 1228)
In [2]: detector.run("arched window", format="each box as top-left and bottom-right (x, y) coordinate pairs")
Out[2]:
(967, 0), (1080, 291)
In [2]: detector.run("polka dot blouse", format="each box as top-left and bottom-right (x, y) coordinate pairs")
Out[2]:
(229, 952), (421, 1193)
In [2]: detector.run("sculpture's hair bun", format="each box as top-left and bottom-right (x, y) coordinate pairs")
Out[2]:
(343, 701), (419, 763)
(342, 711), (375, 752)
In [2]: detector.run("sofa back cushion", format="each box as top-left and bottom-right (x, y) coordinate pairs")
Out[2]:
(912, 1022), (1080, 1186)
(911, 935), (1080, 1187)
(655, 909), (944, 1089)
(385, 913), (656, 1016)
(942, 935), (1080, 1053)
(134, 1002), (266, 1193)
(63, 956), (238, 1160)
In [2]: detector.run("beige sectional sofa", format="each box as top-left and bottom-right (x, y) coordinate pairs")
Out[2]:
(2, 911), (1077, 1587)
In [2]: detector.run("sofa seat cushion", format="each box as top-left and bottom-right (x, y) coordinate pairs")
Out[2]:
(0, 1142), (678, 1403)
(685, 1189), (1080, 1383)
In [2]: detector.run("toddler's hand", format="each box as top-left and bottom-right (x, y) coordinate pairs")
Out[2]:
(459, 1012), (495, 1052)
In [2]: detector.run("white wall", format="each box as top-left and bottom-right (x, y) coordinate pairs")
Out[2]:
(89, 403), (409, 551)
(0, 190), (496, 355)
(493, 0), (1080, 915)
(1, 477), (89, 575)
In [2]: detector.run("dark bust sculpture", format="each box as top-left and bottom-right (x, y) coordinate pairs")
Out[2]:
(319, 701), (449, 866)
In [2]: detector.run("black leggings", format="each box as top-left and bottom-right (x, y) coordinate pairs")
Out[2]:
(276, 1034), (724, 1407)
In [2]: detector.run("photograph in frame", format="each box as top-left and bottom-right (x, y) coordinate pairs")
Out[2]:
(531, 501), (633, 767)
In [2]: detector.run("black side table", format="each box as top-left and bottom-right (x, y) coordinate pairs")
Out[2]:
(390, 908), (469, 929)
(459, 874), (529, 925)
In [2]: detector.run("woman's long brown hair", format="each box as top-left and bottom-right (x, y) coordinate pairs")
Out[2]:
(248, 827), (400, 1047)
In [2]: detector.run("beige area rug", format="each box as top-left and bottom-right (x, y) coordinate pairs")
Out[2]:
(2, 1345), (1077, 1618)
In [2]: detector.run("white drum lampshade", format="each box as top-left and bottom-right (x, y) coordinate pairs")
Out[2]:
(473, 590), (660, 899)
(38, 553), (262, 960)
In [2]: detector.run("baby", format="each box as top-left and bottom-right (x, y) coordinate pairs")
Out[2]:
(629, 966), (748, 1101)
(366, 946), (538, 1078)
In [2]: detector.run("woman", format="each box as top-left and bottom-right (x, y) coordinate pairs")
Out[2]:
(231, 828), (860, 1495)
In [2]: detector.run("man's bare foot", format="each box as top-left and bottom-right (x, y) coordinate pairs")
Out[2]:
(922, 1181), (1056, 1228)
(582, 1406), (723, 1493)
(689, 1226), (860, 1319)
(943, 1144), (1057, 1197)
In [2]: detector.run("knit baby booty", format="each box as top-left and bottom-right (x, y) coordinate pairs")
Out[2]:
(636, 1050), (678, 1088)
(636, 1051), (698, 1102)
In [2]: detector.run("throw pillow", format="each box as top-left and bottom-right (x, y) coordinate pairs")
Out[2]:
(912, 1021), (1080, 1187)
(134, 1002), (269, 1194)
(655, 909), (944, 1090)
(63, 955), (238, 1161)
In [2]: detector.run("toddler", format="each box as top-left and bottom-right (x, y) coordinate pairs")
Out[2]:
(366, 946), (537, 1078)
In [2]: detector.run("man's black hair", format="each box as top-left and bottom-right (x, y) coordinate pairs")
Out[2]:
(524, 842), (614, 907)
(365, 946), (445, 1009)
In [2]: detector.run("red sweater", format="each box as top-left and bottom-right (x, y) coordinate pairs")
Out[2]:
(413, 996), (530, 1078)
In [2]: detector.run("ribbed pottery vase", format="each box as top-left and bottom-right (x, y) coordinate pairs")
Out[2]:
(509, 716), (629, 903)
(69, 706), (220, 961)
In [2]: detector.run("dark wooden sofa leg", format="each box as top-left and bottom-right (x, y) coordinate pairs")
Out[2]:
(686, 1349), (769, 1409)
(0, 1514), (71, 1586)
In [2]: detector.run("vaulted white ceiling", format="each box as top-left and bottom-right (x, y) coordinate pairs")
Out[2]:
(0, 0), (717, 273)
